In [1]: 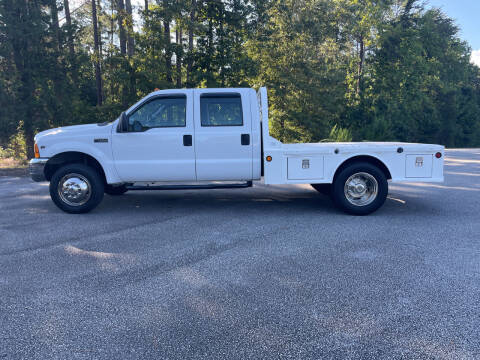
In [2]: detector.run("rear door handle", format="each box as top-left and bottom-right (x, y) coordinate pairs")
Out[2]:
(241, 134), (250, 146)
(183, 134), (192, 146)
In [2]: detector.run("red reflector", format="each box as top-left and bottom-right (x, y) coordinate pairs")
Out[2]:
(435, 152), (442, 159)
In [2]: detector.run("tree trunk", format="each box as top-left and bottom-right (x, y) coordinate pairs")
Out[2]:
(64, 0), (77, 84)
(356, 35), (365, 97)
(110, 0), (114, 48)
(117, 0), (128, 105)
(144, 0), (148, 14)
(91, 0), (103, 105)
(97, 0), (105, 102)
(97, 0), (103, 61)
(110, 0), (115, 97)
(186, 0), (196, 87)
(50, 0), (66, 126)
(165, 19), (172, 84)
(10, 0), (37, 158)
(50, 0), (61, 51)
(176, 28), (182, 87)
(117, 0), (126, 55)
(219, 17), (224, 86)
(63, 0), (75, 58)
(206, 16), (213, 86)
(125, 0), (134, 56)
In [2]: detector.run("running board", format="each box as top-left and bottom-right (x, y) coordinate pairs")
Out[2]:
(127, 181), (252, 191)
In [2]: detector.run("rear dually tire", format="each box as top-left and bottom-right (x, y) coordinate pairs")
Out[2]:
(332, 162), (388, 216)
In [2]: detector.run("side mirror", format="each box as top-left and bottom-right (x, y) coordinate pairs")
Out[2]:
(118, 111), (128, 133)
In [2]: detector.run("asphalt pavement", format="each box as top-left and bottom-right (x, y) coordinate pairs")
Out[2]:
(0, 149), (479, 359)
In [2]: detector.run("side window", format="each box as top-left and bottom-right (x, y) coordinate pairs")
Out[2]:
(128, 96), (186, 132)
(200, 94), (243, 127)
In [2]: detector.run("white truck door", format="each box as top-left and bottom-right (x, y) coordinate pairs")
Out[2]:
(111, 91), (196, 182)
(193, 89), (253, 181)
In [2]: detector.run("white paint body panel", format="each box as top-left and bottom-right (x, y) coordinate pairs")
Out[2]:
(287, 157), (324, 180)
(405, 154), (433, 178)
(111, 89), (196, 182)
(193, 88), (254, 181)
(33, 123), (122, 184)
(34, 87), (444, 186)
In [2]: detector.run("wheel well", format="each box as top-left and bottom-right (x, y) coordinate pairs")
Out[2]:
(44, 152), (107, 183)
(333, 155), (392, 181)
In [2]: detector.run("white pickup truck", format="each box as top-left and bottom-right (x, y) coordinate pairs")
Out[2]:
(29, 87), (444, 215)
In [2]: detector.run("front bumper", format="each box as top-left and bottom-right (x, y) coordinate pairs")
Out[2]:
(29, 158), (48, 182)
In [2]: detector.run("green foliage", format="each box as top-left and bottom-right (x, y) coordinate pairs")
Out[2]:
(1, 0), (480, 160)
(322, 125), (353, 142)
(0, 133), (27, 160)
(247, 0), (349, 143)
(361, 6), (480, 147)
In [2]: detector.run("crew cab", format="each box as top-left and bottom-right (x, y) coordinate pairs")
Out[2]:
(29, 87), (444, 215)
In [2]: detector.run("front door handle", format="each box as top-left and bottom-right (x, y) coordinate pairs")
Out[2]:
(183, 134), (192, 146)
(241, 134), (250, 146)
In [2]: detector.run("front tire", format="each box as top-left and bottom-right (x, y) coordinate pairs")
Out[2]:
(332, 162), (388, 216)
(49, 163), (104, 213)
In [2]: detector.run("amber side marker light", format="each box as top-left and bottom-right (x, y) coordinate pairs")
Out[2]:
(34, 143), (40, 158)
(266, 156), (272, 162)
(435, 152), (442, 159)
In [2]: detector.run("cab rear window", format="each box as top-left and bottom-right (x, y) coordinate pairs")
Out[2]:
(200, 94), (243, 127)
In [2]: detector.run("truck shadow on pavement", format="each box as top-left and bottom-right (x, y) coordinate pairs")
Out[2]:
(93, 184), (419, 217)
(5, 176), (473, 217)
(13, 181), (453, 217)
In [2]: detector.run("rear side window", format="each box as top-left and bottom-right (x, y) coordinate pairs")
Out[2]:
(128, 96), (186, 132)
(200, 94), (243, 126)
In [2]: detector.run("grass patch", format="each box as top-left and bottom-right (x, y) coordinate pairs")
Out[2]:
(0, 158), (28, 177)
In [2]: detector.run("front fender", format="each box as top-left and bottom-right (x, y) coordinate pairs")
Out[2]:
(44, 142), (121, 184)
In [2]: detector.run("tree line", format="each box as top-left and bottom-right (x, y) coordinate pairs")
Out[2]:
(1, 0), (479, 159)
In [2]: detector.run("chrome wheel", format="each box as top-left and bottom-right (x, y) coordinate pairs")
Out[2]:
(57, 173), (91, 206)
(344, 172), (378, 207)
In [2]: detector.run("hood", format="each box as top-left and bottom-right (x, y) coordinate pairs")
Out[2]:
(35, 122), (115, 143)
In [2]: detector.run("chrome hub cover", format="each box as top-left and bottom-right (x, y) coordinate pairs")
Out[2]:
(58, 173), (91, 206)
(344, 172), (378, 207)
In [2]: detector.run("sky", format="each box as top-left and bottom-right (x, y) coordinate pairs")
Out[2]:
(426, 0), (480, 66)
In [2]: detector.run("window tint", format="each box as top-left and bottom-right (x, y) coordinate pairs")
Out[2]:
(200, 94), (243, 126)
(128, 96), (186, 132)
